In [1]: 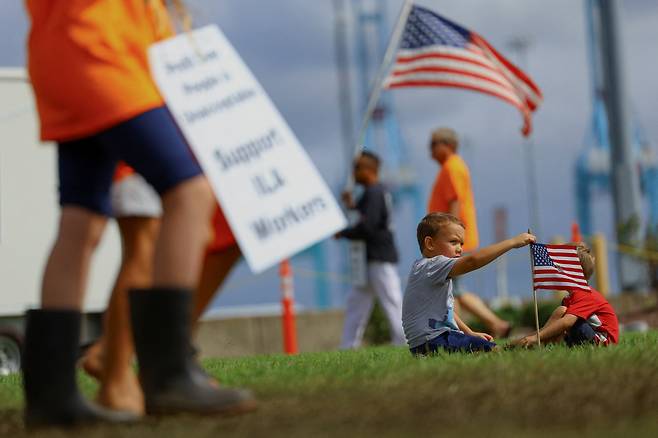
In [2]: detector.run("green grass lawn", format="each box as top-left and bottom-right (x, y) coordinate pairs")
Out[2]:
(2, 332), (658, 437)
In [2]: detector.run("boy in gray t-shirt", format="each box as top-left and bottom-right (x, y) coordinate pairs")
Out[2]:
(402, 213), (535, 355)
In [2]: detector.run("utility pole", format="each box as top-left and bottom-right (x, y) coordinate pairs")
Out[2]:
(333, 0), (356, 169)
(508, 36), (541, 239)
(598, 0), (644, 291)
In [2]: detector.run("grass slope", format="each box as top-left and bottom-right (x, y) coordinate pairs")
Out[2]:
(1, 332), (658, 437)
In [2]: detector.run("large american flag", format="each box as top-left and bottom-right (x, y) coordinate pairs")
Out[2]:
(384, 5), (542, 136)
(531, 244), (590, 292)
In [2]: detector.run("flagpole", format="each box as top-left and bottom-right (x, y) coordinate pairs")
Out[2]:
(345, 0), (414, 190)
(528, 228), (541, 348)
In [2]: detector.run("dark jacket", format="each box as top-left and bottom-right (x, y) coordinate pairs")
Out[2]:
(339, 183), (398, 263)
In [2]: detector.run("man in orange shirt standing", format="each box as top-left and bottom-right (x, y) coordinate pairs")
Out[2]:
(427, 128), (511, 338)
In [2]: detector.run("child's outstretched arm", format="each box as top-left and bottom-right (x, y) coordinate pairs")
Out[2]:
(450, 233), (536, 278)
(516, 310), (578, 347)
(454, 311), (493, 342)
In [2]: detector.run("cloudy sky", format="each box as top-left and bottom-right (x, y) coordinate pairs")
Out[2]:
(1, 1), (657, 306)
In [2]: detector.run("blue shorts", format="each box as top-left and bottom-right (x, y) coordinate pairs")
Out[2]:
(564, 319), (597, 347)
(410, 331), (497, 356)
(58, 106), (203, 216)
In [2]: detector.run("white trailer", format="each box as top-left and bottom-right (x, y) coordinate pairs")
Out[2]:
(0, 68), (121, 374)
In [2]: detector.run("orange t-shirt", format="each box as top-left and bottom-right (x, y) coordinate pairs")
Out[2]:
(428, 154), (479, 251)
(25, 0), (174, 141)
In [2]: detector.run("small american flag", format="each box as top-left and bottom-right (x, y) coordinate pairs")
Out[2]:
(531, 244), (590, 292)
(384, 5), (542, 136)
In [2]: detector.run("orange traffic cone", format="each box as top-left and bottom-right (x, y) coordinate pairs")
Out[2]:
(279, 260), (298, 355)
(570, 222), (582, 243)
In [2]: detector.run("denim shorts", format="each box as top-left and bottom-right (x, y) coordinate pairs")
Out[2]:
(410, 331), (497, 355)
(564, 319), (597, 347)
(58, 106), (203, 216)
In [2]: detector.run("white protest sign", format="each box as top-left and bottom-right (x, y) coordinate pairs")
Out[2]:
(149, 25), (347, 273)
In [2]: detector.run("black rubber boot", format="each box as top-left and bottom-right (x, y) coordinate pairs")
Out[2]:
(130, 288), (256, 416)
(22, 309), (138, 428)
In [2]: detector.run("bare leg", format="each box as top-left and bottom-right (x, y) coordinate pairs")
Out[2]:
(87, 242), (240, 410)
(91, 217), (160, 414)
(26, 208), (137, 426)
(41, 207), (107, 310)
(456, 292), (511, 338)
(81, 339), (104, 381)
(153, 176), (215, 288)
(84, 177), (229, 412)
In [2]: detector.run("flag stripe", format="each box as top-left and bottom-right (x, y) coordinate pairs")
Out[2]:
(386, 72), (523, 105)
(545, 249), (579, 255)
(387, 80), (529, 119)
(549, 267), (585, 275)
(535, 263), (584, 272)
(472, 34), (543, 100)
(533, 274), (589, 286)
(551, 261), (583, 267)
(535, 283), (591, 292)
(385, 57), (525, 108)
(534, 271), (586, 281)
(544, 244), (581, 250)
(390, 68), (517, 95)
(395, 45), (501, 73)
(471, 34), (542, 107)
(534, 269), (585, 280)
(391, 61), (516, 92)
(534, 270), (586, 281)
(546, 251), (579, 256)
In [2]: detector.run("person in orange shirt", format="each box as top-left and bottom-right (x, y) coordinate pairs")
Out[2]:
(427, 128), (511, 338)
(81, 165), (242, 415)
(22, 1), (254, 427)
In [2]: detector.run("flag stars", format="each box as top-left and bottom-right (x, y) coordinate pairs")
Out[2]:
(532, 244), (554, 267)
(400, 11), (466, 49)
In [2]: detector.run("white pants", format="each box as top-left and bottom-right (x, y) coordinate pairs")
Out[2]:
(340, 261), (405, 349)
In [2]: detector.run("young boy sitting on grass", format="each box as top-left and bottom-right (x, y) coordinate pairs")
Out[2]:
(514, 243), (619, 347)
(402, 212), (536, 355)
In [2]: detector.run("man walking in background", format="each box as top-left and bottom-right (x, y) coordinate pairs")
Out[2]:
(428, 128), (511, 338)
(336, 151), (406, 349)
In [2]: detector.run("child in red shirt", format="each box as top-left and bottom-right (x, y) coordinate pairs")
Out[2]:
(514, 243), (619, 347)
